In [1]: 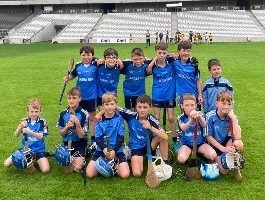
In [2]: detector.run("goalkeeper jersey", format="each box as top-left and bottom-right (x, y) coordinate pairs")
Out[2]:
(203, 76), (233, 113)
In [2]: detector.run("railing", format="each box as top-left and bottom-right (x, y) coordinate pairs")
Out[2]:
(40, 9), (103, 14)
(107, 6), (244, 13)
(251, 5), (265, 10)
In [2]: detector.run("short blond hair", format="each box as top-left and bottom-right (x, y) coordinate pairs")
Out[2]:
(102, 92), (117, 104)
(27, 98), (42, 111)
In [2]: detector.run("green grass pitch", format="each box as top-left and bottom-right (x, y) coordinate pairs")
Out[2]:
(0, 42), (265, 199)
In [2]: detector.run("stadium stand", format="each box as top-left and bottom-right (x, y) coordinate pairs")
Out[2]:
(92, 12), (171, 43)
(7, 13), (101, 43)
(0, 12), (31, 30)
(251, 10), (265, 27)
(2, 2), (265, 43)
(177, 10), (265, 41)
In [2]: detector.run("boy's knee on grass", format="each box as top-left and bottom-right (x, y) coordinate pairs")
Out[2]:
(178, 154), (188, 164)
(132, 169), (143, 177)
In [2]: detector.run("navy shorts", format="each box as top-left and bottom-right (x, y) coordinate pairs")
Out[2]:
(152, 100), (176, 108)
(180, 142), (205, 151)
(131, 146), (156, 157)
(91, 151), (127, 163)
(79, 99), (97, 112)
(35, 152), (47, 160)
(63, 138), (88, 157)
(211, 136), (232, 156)
(124, 96), (138, 109)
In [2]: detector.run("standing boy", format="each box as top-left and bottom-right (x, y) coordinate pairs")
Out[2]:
(172, 40), (203, 110)
(97, 48), (121, 110)
(57, 87), (89, 173)
(205, 91), (243, 181)
(121, 48), (151, 110)
(146, 42), (179, 153)
(4, 98), (50, 173)
(177, 94), (216, 164)
(63, 45), (97, 145)
(203, 59), (233, 114)
(86, 93), (130, 178)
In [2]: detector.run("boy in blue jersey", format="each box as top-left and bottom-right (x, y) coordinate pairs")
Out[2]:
(57, 87), (89, 173)
(177, 94), (216, 164)
(117, 95), (168, 177)
(203, 59), (233, 114)
(4, 98), (50, 173)
(97, 48), (121, 110)
(63, 45), (97, 145)
(146, 42), (179, 153)
(172, 40), (203, 110)
(120, 48), (151, 110)
(95, 95), (168, 177)
(205, 91), (243, 180)
(86, 93), (130, 178)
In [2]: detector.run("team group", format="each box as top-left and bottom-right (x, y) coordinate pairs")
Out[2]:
(4, 40), (243, 181)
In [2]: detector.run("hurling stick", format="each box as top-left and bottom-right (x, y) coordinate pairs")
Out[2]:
(62, 112), (75, 173)
(185, 119), (202, 180)
(229, 119), (242, 182)
(23, 133), (36, 173)
(59, 57), (75, 105)
(106, 136), (110, 152)
(67, 111), (76, 151)
(145, 132), (160, 188)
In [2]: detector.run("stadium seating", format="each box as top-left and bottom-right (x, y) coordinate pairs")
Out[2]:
(52, 13), (101, 43)
(7, 13), (101, 43)
(92, 12), (171, 41)
(0, 12), (31, 30)
(3, 9), (265, 43)
(251, 10), (265, 27)
(177, 10), (265, 38)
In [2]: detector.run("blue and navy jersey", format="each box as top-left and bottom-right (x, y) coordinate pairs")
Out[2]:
(121, 60), (151, 97)
(97, 63), (120, 98)
(205, 110), (231, 143)
(95, 113), (125, 153)
(70, 61), (97, 100)
(57, 106), (88, 142)
(21, 117), (48, 153)
(117, 108), (163, 150)
(172, 58), (200, 99)
(203, 76), (233, 113)
(178, 112), (205, 146)
(151, 60), (176, 101)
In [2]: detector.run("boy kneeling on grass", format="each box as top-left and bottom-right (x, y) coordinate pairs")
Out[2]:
(95, 94), (168, 177)
(205, 91), (244, 181)
(86, 92), (130, 178)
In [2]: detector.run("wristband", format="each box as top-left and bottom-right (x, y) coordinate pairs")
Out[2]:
(147, 126), (152, 131)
